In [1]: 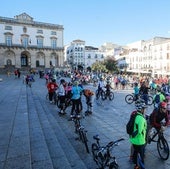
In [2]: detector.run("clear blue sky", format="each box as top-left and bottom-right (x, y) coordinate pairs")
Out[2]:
(1, 0), (170, 47)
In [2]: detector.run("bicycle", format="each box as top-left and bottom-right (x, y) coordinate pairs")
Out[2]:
(96, 89), (106, 100)
(147, 125), (169, 160)
(91, 135), (124, 169)
(102, 89), (114, 101)
(125, 93), (153, 105)
(71, 114), (89, 153)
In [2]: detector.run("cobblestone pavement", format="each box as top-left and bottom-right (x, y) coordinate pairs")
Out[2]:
(0, 74), (170, 169)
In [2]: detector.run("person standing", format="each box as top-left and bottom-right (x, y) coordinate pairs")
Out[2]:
(57, 79), (66, 114)
(129, 101), (147, 169)
(70, 81), (83, 118)
(47, 79), (58, 104)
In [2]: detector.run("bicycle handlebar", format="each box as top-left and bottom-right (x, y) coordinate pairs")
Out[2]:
(106, 138), (125, 148)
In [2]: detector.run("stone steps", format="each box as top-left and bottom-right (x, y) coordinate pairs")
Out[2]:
(27, 87), (88, 169)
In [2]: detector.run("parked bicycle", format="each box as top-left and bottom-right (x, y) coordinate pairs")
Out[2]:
(71, 114), (89, 153)
(125, 93), (153, 105)
(91, 135), (124, 169)
(147, 125), (169, 160)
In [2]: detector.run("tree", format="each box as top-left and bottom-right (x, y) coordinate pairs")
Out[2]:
(91, 61), (107, 73)
(104, 57), (118, 73)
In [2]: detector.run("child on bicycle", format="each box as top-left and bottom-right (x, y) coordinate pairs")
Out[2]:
(84, 89), (94, 115)
(105, 79), (112, 96)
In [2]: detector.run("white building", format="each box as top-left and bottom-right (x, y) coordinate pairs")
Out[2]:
(115, 37), (170, 77)
(66, 39), (105, 70)
(0, 13), (64, 72)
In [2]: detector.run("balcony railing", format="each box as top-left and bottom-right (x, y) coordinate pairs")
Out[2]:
(0, 43), (64, 50)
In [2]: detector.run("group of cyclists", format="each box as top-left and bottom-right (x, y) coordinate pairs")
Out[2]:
(129, 78), (170, 169)
(45, 70), (170, 169)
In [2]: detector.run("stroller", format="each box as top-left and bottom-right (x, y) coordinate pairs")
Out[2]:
(84, 89), (94, 116)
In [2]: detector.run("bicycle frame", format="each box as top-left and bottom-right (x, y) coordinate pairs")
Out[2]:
(72, 115), (89, 153)
(148, 127), (169, 160)
(92, 135), (124, 169)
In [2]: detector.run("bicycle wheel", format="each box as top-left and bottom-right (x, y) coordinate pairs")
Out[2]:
(109, 162), (118, 169)
(109, 92), (114, 101)
(125, 94), (134, 104)
(56, 97), (60, 108)
(157, 137), (169, 160)
(147, 96), (153, 106)
(80, 130), (89, 153)
(109, 157), (119, 169)
(101, 91), (106, 100)
(96, 90), (100, 100)
(91, 143), (100, 163)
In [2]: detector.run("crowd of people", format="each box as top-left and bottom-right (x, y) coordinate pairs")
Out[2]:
(44, 69), (170, 169)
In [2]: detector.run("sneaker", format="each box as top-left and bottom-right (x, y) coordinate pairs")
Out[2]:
(68, 115), (74, 121)
(77, 114), (81, 118)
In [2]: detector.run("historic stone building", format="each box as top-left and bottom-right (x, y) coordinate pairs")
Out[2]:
(0, 13), (64, 72)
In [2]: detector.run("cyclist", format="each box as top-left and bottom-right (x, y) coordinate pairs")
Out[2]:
(70, 81), (83, 118)
(129, 100), (147, 169)
(149, 102), (169, 132)
(152, 88), (165, 109)
(97, 77), (105, 96)
(105, 79), (112, 96)
(134, 82), (139, 101)
(47, 79), (58, 103)
(139, 81), (150, 105)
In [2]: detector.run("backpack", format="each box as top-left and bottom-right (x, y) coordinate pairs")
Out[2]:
(126, 111), (139, 137)
(155, 94), (160, 104)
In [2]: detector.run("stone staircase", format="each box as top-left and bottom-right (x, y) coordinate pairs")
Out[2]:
(0, 76), (92, 169)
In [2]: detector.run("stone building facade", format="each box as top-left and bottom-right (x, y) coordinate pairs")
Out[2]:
(0, 13), (64, 72)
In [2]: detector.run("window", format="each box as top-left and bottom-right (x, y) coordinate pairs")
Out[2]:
(95, 54), (98, 58)
(88, 54), (91, 59)
(37, 29), (43, 34)
(6, 35), (12, 46)
(21, 37), (29, 48)
(51, 39), (57, 49)
(5, 26), (12, 30)
(36, 60), (40, 67)
(37, 38), (43, 48)
(21, 54), (28, 66)
(51, 31), (57, 35)
(6, 59), (12, 65)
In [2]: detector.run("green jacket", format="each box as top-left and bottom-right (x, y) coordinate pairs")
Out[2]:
(130, 112), (147, 145)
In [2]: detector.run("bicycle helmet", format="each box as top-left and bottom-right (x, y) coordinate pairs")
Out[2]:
(52, 79), (56, 83)
(160, 102), (167, 109)
(60, 79), (65, 84)
(135, 99), (147, 111)
(73, 81), (79, 86)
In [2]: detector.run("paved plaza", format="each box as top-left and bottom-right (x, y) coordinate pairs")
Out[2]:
(0, 74), (170, 169)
